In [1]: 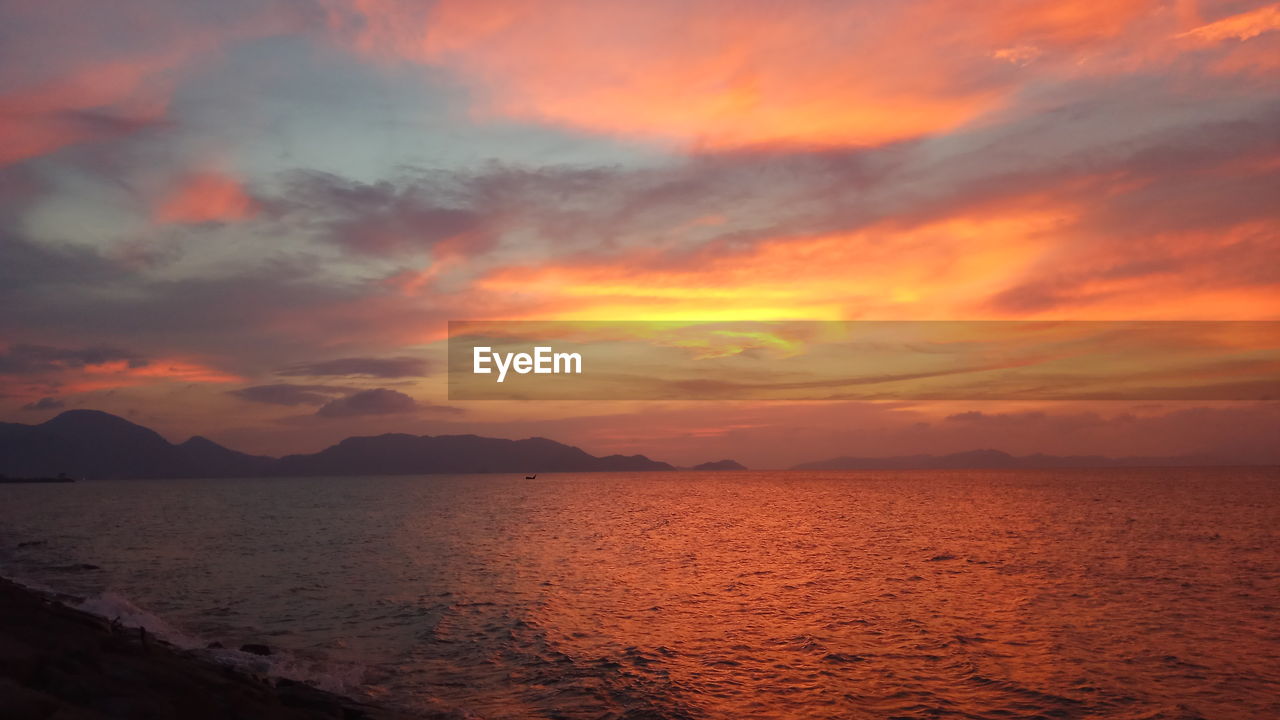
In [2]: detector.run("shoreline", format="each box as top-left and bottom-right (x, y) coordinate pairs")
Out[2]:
(0, 575), (424, 720)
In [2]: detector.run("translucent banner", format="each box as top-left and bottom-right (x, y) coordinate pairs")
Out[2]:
(447, 321), (1280, 401)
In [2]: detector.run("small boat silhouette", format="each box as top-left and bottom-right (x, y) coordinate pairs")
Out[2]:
(525, 474), (537, 479)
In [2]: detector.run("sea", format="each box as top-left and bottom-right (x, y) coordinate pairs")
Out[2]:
(1, 468), (1277, 719)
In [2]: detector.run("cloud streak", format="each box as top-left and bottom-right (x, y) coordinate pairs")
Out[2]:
(0, 344), (149, 374)
(276, 356), (430, 379)
(228, 383), (352, 406)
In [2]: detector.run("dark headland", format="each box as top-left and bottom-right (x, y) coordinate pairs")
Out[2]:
(0, 410), (681, 480)
(0, 576), (426, 719)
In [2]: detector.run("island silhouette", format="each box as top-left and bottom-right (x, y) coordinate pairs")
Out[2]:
(0, 410), (1244, 480)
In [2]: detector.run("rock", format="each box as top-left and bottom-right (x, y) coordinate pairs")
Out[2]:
(205, 641), (224, 649)
(0, 577), (404, 719)
(239, 643), (272, 656)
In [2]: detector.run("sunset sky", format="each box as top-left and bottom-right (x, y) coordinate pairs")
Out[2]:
(2, 0), (1278, 467)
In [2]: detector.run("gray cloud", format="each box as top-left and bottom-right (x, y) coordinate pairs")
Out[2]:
(315, 388), (418, 417)
(275, 171), (491, 257)
(276, 356), (429, 379)
(0, 231), (123, 301)
(0, 344), (148, 374)
(227, 383), (350, 407)
(20, 396), (65, 411)
(0, 237), (411, 374)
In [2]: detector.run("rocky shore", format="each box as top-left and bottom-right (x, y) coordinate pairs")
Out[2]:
(0, 576), (419, 719)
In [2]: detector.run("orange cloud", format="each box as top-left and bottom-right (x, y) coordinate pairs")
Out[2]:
(1166, 3), (1280, 78)
(476, 209), (1073, 322)
(155, 172), (260, 224)
(329, 0), (1198, 149)
(978, 0), (1157, 49)
(330, 1), (989, 148)
(1177, 4), (1280, 44)
(327, 0), (1280, 149)
(2, 356), (242, 400)
(70, 357), (243, 390)
(474, 196), (1279, 323)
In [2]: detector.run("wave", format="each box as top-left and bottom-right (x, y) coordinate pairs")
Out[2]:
(77, 591), (201, 648)
(76, 588), (369, 696)
(1, 572), (369, 698)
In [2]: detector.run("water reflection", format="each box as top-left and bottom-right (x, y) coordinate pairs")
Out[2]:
(1, 469), (1277, 719)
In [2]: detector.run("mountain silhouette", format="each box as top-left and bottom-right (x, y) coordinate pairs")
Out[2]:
(2, 411), (1237, 480)
(691, 459), (748, 470)
(0, 410), (673, 479)
(176, 435), (276, 477)
(275, 433), (672, 475)
(0, 411), (271, 479)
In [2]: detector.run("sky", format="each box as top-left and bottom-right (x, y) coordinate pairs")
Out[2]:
(1, 0), (1278, 467)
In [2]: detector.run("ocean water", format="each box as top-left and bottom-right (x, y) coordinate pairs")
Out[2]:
(1, 468), (1277, 719)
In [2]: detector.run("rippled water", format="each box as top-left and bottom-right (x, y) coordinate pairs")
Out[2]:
(1, 468), (1278, 719)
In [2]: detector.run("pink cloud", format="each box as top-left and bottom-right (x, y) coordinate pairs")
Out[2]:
(155, 171), (259, 224)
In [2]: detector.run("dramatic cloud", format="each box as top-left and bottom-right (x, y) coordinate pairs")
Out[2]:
(315, 388), (418, 417)
(324, 0), (1018, 147)
(0, 1), (1275, 460)
(327, 0), (1276, 149)
(227, 383), (350, 406)
(276, 356), (429, 378)
(465, 106), (1280, 321)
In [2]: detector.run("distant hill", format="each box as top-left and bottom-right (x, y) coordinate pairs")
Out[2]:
(691, 459), (748, 471)
(791, 448), (1226, 471)
(0, 411), (273, 479)
(274, 433), (673, 476)
(0, 410), (673, 479)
